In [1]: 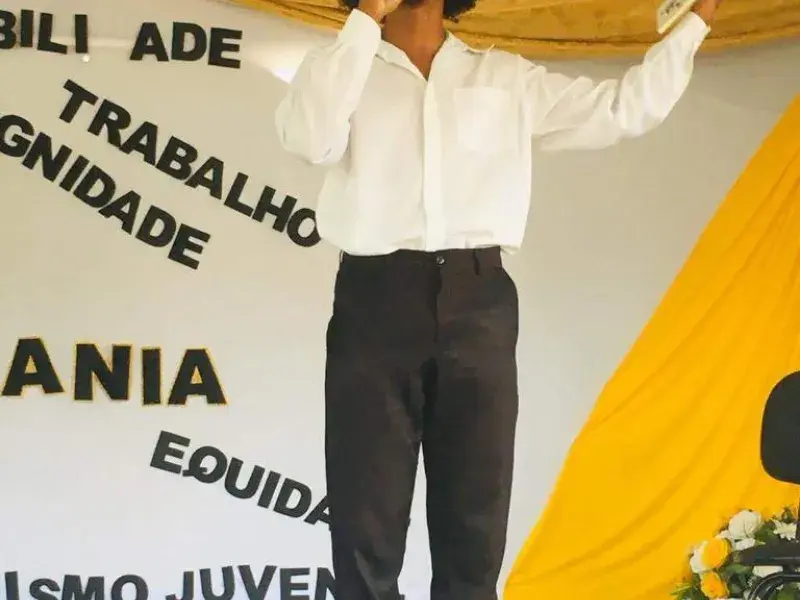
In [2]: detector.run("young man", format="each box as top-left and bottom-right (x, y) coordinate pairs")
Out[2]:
(275, 0), (720, 597)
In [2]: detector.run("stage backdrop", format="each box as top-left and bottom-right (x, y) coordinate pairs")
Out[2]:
(0, 1), (341, 599)
(2, 0), (799, 599)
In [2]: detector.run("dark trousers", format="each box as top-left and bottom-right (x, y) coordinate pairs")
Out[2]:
(325, 247), (519, 600)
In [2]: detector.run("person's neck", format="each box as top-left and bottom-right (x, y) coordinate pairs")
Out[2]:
(382, 3), (446, 77)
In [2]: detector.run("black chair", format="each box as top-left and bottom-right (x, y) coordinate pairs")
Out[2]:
(736, 371), (800, 599)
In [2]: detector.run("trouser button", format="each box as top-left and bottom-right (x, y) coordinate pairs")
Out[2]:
(435, 255), (445, 265)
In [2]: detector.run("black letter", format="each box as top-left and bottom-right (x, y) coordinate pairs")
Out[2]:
(256, 471), (281, 509)
(237, 566), (275, 600)
(110, 576), (148, 600)
(99, 190), (141, 234)
(62, 575), (105, 600)
(221, 173), (254, 216)
(0, 114), (35, 157)
(59, 155), (91, 192)
(168, 224), (210, 270)
(141, 347), (162, 405)
(19, 10), (33, 47)
(279, 569), (309, 600)
(150, 430), (191, 474)
(1, 337), (64, 396)
(60, 80), (99, 124)
(0, 10), (17, 49)
(73, 166), (116, 208)
(252, 186), (295, 232)
(74, 343), (131, 401)
(29, 579), (60, 600)
(208, 28), (241, 69)
(273, 479), (312, 519)
(156, 137), (198, 180)
(37, 13), (67, 54)
(21, 134), (73, 182)
(135, 205), (178, 248)
(224, 459), (265, 499)
(4, 572), (20, 600)
(75, 14), (89, 54)
(120, 122), (159, 165)
(183, 446), (227, 483)
(88, 100), (132, 148)
(286, 208), (320, 248)
(314, 569), (335, 600)
(166, 572), (194, 600)
(171, 22), (207, 62)
(303, 496), (330, 527)
(185, 157), (225, 199)
(199, 568), (234, 600)
(130, 23), (169, 62)
(168, 349), (226, 405)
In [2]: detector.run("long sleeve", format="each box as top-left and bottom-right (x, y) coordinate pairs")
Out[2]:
(274, 9), (381, 165)
(525, 13), (711, 152)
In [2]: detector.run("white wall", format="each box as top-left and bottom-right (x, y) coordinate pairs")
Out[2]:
(0, 0), (798, 597)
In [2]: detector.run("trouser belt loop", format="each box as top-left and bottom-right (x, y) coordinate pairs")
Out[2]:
(475, 247), (502, 274)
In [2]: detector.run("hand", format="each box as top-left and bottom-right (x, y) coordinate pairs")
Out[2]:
(692, 0), (723, 25)
(358, 0), (403, 23)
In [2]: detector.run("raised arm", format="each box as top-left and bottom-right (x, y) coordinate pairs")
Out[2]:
(526, 3), (718, 152)
(274, 10), (381, 165)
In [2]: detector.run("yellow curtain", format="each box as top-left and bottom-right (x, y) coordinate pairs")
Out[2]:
(227, 0), (800, 59)
(505, 94), (800, 600)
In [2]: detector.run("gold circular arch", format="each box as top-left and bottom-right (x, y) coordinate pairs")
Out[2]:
(228, 0), (800, 58)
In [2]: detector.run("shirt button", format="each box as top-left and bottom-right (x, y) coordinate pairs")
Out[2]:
(436, 255), (445, 265)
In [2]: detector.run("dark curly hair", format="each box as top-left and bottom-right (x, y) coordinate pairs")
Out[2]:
(341, 0), (476, 21)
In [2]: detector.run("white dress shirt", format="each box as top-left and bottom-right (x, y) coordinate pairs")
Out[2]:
(275, 10), (710, 256)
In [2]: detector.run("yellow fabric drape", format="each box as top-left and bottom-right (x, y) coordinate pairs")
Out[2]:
(505, 94), (800, 600)
(226, 0), (800, 59)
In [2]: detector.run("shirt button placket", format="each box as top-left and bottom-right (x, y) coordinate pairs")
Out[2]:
(422, 80), (444, 251)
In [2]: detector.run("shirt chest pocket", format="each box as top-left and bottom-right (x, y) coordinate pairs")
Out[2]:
(453, 86), (519, 155)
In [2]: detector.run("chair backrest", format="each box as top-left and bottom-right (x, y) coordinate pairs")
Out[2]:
(762, 370), (800, 485)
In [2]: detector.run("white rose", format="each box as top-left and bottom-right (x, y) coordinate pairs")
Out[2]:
(734, 538), (756, 551)
(728, 510), (763, 540)
(773, 521), (797, 540)
(690, 542), (709, 573)
(754, 565), (783, 578)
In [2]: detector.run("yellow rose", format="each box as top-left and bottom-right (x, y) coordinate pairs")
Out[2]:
(700, 572), (728, 599)
(701, 538), (731, 569)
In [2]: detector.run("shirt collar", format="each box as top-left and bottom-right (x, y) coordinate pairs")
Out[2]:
(446, 33), (494, 55)
(376, 30), (492, 66)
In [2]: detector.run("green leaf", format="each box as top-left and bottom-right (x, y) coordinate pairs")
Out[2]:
(672, 579), (702, 600)
(775, 586), (797, 600)
(724, 563), (751, 575)
(682, 588), (704, 600)
(671, 583), (691, 597)
(692, 588), (708, 600)
(756, 528), (780, 543)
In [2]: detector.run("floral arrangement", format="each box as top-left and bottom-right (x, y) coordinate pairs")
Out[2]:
(674, 507), (799, 600)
